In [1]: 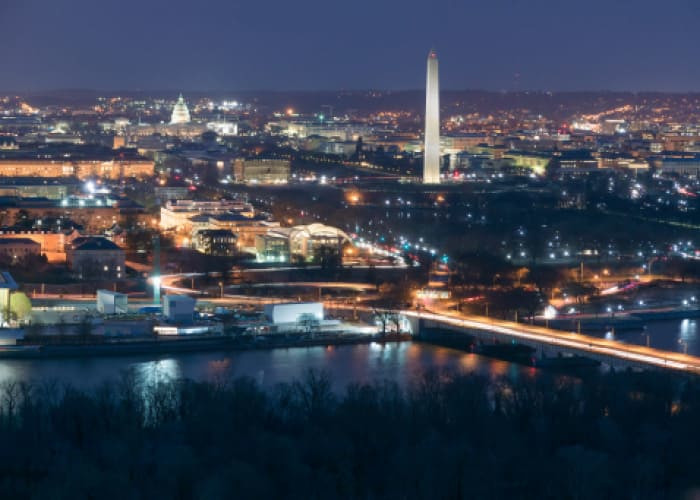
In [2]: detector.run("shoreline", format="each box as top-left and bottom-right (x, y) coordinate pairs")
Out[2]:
(0, 333), (412, 360)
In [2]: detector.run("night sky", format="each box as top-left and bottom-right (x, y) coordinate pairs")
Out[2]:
(2, 0), (700, 91)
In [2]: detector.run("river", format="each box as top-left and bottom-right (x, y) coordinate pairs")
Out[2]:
(0, 342), (535, 390)
(602, 318), (700, 355)
(0, 319), (693, 390)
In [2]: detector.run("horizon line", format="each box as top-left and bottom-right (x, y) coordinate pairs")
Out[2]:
(3, 88), (700, 96)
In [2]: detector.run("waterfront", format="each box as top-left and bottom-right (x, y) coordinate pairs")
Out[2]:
(609, 318), (700, 355)
(0, 318), (695, 389)
(0, 341), (534, 390)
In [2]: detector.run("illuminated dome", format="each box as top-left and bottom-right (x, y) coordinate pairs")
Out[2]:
(266, 223), (351, 259)
(170, 94), (191, 124)
(289, 223), (350, 244)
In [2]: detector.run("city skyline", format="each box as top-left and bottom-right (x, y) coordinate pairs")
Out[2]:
(3, 0), (700, 92)
(4, 1), (700, 496)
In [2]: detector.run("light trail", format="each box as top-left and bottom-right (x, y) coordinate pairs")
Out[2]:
(401, 309), (700, 373)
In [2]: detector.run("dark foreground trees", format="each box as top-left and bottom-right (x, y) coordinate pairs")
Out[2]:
(0, 369), (697, 498)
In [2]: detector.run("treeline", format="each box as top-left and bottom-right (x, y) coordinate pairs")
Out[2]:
(0, 370), (698, 498)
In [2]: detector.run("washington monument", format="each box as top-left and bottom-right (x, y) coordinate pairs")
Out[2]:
(423, 49), (440, 184)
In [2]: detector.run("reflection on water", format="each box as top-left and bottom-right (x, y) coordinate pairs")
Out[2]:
(679, 319), (697, 343)
(597, 319), (700, 356)
(0, 319), (693, 392)
(0, 342), (534, 391)
(135, 358), (181, 386)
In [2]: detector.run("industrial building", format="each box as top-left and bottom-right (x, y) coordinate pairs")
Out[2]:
(260, 302), (377, 335)
(264, 302), (324, 324)
(163, 295), (196, 323)
(96, 290), (128, 314)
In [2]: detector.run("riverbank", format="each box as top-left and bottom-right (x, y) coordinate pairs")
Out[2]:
(0, 333), (412, 360)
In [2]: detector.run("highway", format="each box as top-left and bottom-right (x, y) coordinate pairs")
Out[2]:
(405, 308), (700, 374)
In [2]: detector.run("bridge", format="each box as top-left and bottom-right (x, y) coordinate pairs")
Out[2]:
(399, 308), (700, 374)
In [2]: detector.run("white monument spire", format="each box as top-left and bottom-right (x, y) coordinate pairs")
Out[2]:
(423, 49), (440, 184)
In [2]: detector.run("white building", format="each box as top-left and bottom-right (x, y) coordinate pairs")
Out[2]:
(160, 199), (255, 232)
(170, 94), (191, 125)
(163, 295), (196, 323)
(264, 302), (324, 325)
(96, 290), (128, 314)
(206, 121), (238, 136)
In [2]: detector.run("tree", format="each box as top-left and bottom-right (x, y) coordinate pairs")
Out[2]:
(561, 281), (598, 304)
(453, 251), (512, 288)
(313, 245), (341, 274)
(666, 257), (700, 283)
(545, 157), (561, 179)
(9, 292), (31, 323)
(13, 209), (31, 228)
(376, 281), (415, 308)
(126, 228), (157, 254)
(374, 310), (399, 336)
(485, 287), (542, 320)
(364, 264), (379, 291)
(528, 266), (563, 298)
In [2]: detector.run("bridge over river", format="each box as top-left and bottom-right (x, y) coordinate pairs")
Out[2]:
(399, 309), (700, 374)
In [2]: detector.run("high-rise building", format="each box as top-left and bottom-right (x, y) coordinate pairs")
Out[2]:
(423, 50), (440, 184)
(170, 94), (191, 124)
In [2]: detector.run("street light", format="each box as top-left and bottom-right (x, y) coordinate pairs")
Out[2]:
(544, 305), (557, 328)
(151, 276), (161, 305)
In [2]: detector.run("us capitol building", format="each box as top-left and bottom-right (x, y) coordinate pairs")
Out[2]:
(170, 94), (191, 124)
(123, 94), (237, 141)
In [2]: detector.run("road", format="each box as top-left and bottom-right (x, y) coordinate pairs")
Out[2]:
(406, 307), (700, 374)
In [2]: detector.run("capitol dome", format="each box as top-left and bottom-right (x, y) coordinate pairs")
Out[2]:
(170, 94), (191, 124)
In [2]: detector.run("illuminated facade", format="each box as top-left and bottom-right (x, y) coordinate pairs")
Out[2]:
(423, 50), (441, 184)
(255, 223), (351, 262)
(160, 199), (255, 232)
(193, 229), (237, 256)
(0, 159), (154, 180)
(170, 94), (191, 125)
(233, 158), (290, 184)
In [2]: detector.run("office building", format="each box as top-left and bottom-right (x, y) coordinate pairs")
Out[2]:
(233, 158), (290, 184)
(193, 229), (237, 256)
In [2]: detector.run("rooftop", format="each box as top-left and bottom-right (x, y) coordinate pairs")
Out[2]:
(0, 272), (18, 290)
(0, 238), (40, 246)
(71, 237), (122, 252)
